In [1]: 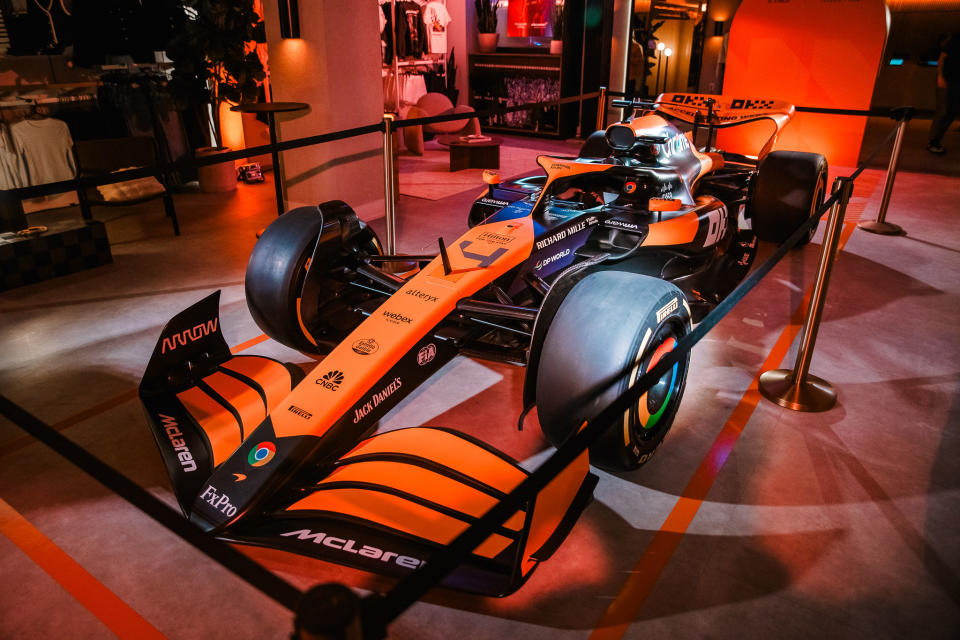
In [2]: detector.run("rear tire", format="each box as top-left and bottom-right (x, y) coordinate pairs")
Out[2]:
(752, 151), (827, 245)
(535, 271), (691, 471)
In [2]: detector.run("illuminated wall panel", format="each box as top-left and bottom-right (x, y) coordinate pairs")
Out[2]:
(722, 0), (888, 167)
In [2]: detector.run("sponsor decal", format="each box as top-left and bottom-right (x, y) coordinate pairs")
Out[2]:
(656, 297), (679, 323)
(534, 220), (589, 251)
(248, 442), (276, 467)
(731, 98), (775, 110)
(159, 414), (197, 473)
(479, 197), (510, 207)
(624, 181), (637, 194)
(671, 94), (711, 108)
(607, 219), (640, 230)
(459, 241), (508, 267)
(233, 473), (247, 482)
(403, 289), (439, 303)
(382, 311), (413, 326)
(535, 248), (571, 271)
(548, 162), (570, 170)
(280, 529), (425, 569)
(703, 205), (728, 247)
(316, 369), (345, 390)
(199, 485), (237, 517)
(417, 343), (437, 366)
(287, 404), (313, 420)
(351, 338), (379, 355)
(476, 231), (516, 245)
(658, 132), (690, 159)
(161, 319), (218, 354)
(352, 377), (403, 424)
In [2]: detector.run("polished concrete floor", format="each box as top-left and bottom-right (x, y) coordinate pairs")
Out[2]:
(1, 134), (958, 639)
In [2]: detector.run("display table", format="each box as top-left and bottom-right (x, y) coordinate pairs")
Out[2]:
(230, 102), (309, 216)
(440, 136), (502, 172)
(0, 220), (112, 291)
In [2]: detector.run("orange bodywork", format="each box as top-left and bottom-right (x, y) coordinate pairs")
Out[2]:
(643, 211), (700, 246)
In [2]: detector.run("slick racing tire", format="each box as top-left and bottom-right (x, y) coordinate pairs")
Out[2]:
(245, 202), (381, 354)
(751, 151), (827, 246)
(536, 271), (691, 471)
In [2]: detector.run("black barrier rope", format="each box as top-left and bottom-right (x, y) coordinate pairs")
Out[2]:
(0, 395), (304, 612)
(364, 111), (908, 631)
(393, 91), (601, 129)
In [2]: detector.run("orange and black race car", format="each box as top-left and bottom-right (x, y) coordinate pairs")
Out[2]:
(139, 93), (826, 597)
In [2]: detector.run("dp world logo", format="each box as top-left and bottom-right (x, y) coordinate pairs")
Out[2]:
(316, 370), (345, 391)
(248, 442), (276, 467)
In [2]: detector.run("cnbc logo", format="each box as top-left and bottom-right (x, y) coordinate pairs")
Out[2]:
(316, 370), (344, 391)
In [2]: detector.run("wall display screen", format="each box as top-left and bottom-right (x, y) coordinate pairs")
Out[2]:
(507, 0), (553, 38)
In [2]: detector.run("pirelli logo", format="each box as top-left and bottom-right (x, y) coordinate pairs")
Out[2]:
(657, 298), (679, 323)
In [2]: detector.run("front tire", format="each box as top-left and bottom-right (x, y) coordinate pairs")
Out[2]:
(752, 151), (827, 245)
(535, 271), (691, 471)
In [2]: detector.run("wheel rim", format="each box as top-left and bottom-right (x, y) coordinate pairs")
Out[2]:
(627, 322), (686, 441)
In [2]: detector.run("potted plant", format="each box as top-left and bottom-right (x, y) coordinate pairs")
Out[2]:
(550, 1), (564, 54)
(475, 0), (498, 53)
(166, 0), (266, 192)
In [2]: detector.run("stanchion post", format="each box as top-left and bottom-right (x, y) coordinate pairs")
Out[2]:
(382, 113), (397, 257)
(596, 86), (608, 132)
(759, 176), (855, 412)
(859, 108), (910, 236)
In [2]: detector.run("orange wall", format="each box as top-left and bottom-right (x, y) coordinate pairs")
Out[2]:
(723, 0), (888, 168)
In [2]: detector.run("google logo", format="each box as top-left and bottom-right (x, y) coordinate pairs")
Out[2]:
(248, 442), (276, 467)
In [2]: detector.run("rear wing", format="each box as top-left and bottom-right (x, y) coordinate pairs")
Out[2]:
(613, 93), (795, 159)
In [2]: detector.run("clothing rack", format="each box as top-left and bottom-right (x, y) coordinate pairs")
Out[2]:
(381, 0), (448, 112)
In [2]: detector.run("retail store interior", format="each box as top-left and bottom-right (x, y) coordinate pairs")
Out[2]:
(1, 1), (959, 639)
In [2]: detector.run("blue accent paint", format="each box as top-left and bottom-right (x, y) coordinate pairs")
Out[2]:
(485, 200), (535, 223)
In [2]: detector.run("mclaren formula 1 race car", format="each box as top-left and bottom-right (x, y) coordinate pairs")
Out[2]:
(139, 93), (826, 597)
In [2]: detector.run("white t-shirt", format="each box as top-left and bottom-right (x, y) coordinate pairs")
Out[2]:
(423, 1), (452, 54)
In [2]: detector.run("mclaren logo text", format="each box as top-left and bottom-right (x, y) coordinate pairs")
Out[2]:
(159, 414), (197, 472)
(280, 529), (425, 569)
(353, 377), (403, 424)
(161, 319), (218, 353)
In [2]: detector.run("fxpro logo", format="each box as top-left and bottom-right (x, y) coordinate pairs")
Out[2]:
(535, 248), (570, 271)
(159, 414), (197, 472)
(161, 319), (218, 353)
(280, 529), (425, 569)
(198, 485), (237, 517)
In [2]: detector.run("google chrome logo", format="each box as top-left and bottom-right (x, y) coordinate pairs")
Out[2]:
(248, 442), (276, 467)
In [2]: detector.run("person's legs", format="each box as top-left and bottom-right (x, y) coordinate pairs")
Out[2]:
(929, 82), (960, 152)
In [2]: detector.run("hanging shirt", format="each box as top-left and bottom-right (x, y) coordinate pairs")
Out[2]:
(0, 124), (29, 190)
(9, 117), (77, 186)
(423, 1), (451, 55)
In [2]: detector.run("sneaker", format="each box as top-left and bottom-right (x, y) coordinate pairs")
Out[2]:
(927, 142), (946, 154)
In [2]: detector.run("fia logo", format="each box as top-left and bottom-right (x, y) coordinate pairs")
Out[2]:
(417, 343), (437, 366)
(316, 370), (345, 390)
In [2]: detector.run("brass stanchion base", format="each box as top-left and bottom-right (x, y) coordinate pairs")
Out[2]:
(758, 369), (837, 412)
(858, 220), (904, 235)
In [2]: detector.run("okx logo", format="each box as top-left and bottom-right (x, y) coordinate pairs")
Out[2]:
(248, 442), (276, 467)
(316, 370), (345, 391)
